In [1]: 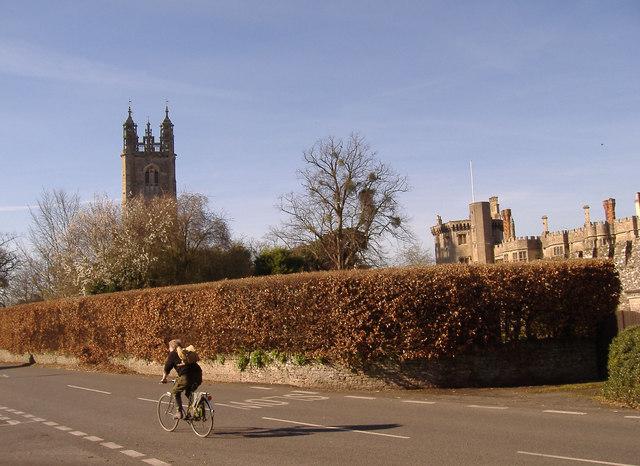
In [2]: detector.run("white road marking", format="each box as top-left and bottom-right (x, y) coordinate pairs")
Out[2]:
(250, 386), (273, 390)
(3, 403), (170, 464)
(67, 384), (111, 395)
(137, 397), (158, 403)
(1, 374), (8, 378)
(467, 404), (508, 410)
(543, 410), (587, 416)
(263, 416), (411, 439)
(401, 400), (436, 405)
(518, 451), (638, 466)
(345, 395), (376, 400)
(101, 441), (122, 449)
(292, 390), (319, 394)
(143, 459), (171, 466)
(624, 415), (640, 419)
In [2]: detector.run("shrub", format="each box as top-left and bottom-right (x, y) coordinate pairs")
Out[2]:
(601, 325), (640, 408)
(249, 349), (269, 368)
(237, 351), (249, 371)
(293, 354), (308, 366)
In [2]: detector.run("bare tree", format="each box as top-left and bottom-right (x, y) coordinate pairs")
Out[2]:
(154, 192), (232, 285)
(393, 241), (434, 267)
(28, 189), (82, 299)
(0, 234), (20, 306)
(273, 133), (412, 270)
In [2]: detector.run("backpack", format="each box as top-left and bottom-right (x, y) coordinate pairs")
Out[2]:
(176, 345), (200, 365)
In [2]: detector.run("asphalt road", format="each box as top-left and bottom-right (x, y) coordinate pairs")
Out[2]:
(1, 363), (639, 465)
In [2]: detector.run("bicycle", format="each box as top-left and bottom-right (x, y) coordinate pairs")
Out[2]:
(157, 380), (215, 437)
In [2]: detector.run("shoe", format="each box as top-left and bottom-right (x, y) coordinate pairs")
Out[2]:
(173, 410), (184, 420)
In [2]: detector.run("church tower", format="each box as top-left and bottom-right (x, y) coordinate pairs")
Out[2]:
(121, 106), (177, 204)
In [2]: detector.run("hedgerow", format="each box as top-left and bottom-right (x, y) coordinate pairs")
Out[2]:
(601, 325), (640, 408)
(0, 260), (619, 367)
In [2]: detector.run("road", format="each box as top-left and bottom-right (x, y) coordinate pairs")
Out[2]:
(0, 363), (639, 465)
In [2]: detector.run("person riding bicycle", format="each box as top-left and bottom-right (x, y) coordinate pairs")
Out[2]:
(160, 339), (203, 419)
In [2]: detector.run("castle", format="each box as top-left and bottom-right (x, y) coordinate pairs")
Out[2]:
(430, 194), (640, 322)
(121, 106), (177, 203)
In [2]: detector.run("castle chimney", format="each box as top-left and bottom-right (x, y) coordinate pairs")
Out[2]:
(603, 198), (616, 223)
(436, 215), (442, 226)
(490, 196), (500, 220)
(542, 215), (548, 233)
(583, 205), (591, 224)
(635, 193), (640, 218)
(501, 209), (512, 240)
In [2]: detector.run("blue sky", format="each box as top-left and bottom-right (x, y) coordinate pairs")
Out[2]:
(1, 1), (639, 255)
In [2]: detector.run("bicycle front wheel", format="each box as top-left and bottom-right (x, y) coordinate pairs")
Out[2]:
(157, 393), (180, 432)
(189, 398), (214, 437)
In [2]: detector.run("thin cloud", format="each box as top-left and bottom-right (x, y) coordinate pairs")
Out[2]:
(0, 40), (246, 100)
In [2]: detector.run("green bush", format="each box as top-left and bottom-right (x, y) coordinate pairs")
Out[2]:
(601, 325), (640, 408)
(237, 351), (249, 371)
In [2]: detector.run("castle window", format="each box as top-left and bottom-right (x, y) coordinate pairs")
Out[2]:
(553, 246), (564, 256)
(518, 251), (527, 262)
(457, 234), (467, 245)
(145, 167), (159, 186)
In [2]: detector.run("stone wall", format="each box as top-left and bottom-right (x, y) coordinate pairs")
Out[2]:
(0, 339), (601, 390)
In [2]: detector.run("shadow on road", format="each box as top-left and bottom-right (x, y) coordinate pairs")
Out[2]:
(0, 362), (34, 370)
(212, 423), (403, 439)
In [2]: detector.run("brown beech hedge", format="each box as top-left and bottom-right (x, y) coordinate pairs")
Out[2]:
(0, 259), (620, 366)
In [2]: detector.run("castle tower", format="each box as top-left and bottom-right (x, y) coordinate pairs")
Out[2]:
(121, 106), (177, 204)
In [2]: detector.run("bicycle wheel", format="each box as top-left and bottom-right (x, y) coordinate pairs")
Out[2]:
(189, 398), (214, 437)
(157, 393), (180, 432)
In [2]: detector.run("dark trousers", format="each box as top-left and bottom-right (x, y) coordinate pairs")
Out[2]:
(171, 373), (202, 411)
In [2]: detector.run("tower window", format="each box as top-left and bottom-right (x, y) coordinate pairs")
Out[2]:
(145, 167), (159, 186)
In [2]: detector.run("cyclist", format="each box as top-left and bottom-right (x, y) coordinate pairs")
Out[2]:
(160, 339), (202, 419)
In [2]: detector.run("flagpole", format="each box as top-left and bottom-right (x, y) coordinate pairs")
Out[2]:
(470, 160), (475, 203)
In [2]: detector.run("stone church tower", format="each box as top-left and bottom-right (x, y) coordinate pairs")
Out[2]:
(121, 106), (176, 204)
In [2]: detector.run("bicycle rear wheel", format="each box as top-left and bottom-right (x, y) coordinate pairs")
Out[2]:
(189, 398), (214, 437)
(157, 393), (180, 432)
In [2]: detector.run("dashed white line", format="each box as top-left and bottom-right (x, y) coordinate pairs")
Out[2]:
(84, 436), (103, 442)
(263, 416), (410, 439)
(100, 441), (122, 449)
(345, 395), (376, 400)
(543, 410), (587, 416)
(143, 459), (171, 466)
(401, 400), (436, 405)
(624, 415), (640, 419)
(67, 384), (112, 395)
(55, 426), (73, 431)
(43, 421), (58, 426)
(250, 386), (273, 390)
(69, 430), (87, 436)
(137, 397), (158, 403)
(121, 449), (145, 458)
(518, 450), (638, 465)
(468, 404), (509, 410)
